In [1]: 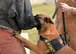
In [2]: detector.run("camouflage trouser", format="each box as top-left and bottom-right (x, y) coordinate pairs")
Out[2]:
(0, 28), (26, 54)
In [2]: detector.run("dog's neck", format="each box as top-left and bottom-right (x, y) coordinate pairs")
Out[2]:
(38, 23), (59, 40)
(38, 23), (50, 32)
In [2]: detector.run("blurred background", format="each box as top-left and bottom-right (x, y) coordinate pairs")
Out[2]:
(21, 0), (55, 54)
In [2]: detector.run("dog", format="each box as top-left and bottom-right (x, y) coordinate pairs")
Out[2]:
(34, 14), (65, 54)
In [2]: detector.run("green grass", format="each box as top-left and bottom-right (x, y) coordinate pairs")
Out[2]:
(32, 4), (55, 16)
(22, 4), (55, 54)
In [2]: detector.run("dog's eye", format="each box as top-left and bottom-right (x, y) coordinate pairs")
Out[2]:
(44, 17), (47, 22)
(44, 17), (50, 22)
(44, 17), (54, 24)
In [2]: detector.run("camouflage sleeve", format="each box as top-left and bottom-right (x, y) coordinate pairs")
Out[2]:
(16, 0), (36, 30)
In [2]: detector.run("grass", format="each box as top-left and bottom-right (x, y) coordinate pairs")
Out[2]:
(22, 3), (55, 54)
(32, 4), (55, 16)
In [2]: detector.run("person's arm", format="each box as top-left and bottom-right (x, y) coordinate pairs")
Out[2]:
(57, 45), (76, 54)
(69, 7), (76, 15)
(59, 2), (76, 15)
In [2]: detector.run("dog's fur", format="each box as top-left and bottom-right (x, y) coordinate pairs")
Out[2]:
(34, 14), (61, 53)
(34, 14), (76, 54)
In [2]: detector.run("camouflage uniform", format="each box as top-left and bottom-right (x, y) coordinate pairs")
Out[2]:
(0, 0), (36, 32)
(0, 0), (36, 54)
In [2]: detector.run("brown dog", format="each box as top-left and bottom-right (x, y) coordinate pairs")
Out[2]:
(34, 14), (62, 53)
(34, 14), (76, 54)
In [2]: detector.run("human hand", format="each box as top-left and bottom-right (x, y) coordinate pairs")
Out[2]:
(59, 2), (72, 12)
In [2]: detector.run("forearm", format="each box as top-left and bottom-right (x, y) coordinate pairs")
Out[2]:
(57, 45), (76, 54)
(70, 7), (76, 15)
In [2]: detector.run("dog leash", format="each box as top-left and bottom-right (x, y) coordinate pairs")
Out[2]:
(51, 0), (70, 44)
(52, 0), (58, 19)
(62, 12), (68, 44)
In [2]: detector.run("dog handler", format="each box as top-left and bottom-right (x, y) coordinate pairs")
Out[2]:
(0, 0), (44, 54)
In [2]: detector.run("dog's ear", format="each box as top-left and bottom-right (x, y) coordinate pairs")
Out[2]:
(44, 17), (54, 24)
(34, 14), (42, 30)
(34, 14), (39, 21)
(34, 15), (38, 18)
(34, 15), (39, 23)
(34, 14), (40, 19)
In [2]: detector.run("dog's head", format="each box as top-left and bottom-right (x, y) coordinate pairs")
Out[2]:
(34, 14), (54, 30)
